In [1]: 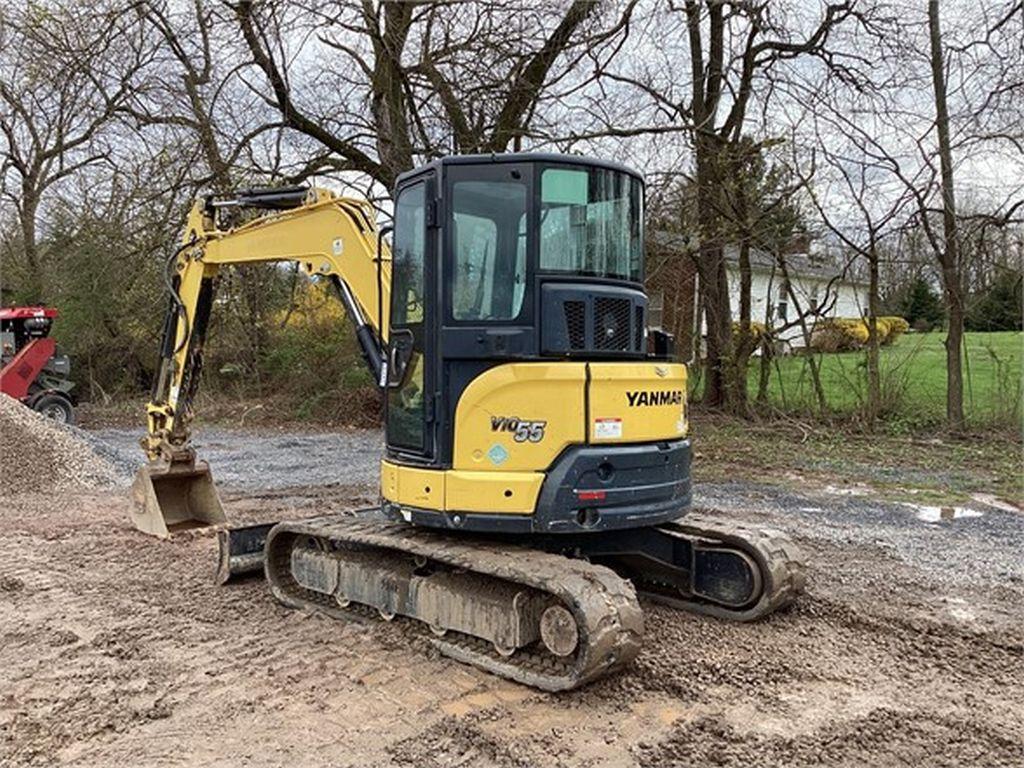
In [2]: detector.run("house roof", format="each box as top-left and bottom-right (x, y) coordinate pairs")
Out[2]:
(647, 230), (865, 285)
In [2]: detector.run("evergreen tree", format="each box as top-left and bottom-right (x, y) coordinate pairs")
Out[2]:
(899, 278), (946, 331)
(967, 272), (1023, 332)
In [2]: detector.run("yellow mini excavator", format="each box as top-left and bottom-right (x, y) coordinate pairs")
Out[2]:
(132, 154), (804, 691)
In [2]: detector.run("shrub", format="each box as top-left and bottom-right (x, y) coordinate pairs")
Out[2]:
(811, 318), (869, 352)
(811, 316), (908, 352)
(966, 272), (1023, 332)
(895, 278), (944, 331)
(258, 277), (381, 425)
(732, 321), (767, 347)
(877, 316), (909, 345)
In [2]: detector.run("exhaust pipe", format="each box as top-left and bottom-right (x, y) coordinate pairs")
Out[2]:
(130, 460), (227, 538)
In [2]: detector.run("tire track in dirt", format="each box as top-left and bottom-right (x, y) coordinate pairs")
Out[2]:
(0, 490), (495, 766)
(636, 708), (1024, 767)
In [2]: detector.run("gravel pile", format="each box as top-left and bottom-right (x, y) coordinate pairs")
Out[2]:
(0, 394), (131, 494)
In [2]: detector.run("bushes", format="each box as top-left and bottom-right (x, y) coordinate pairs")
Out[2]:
(966, 272), (1023, 332)
(811, 318), (870, 352)
(732, 321), (767, 346)
(195, 275), (380, 426)
(894, 278), (945, 331)
(879, 316), (909, 344)
(811, 316), (908, 352)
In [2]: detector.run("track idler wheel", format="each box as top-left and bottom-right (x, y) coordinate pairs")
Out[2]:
(540, 605), (579, 657)
(691, 548), (762, 607)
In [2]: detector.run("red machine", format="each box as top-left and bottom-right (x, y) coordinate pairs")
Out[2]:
(0, 306), (75, 423)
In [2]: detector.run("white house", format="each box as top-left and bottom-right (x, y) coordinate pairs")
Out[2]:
(720, 243), (868, 347)
(645, 231), (868, 355)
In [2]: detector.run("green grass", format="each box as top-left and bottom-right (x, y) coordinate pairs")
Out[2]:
(692, 409), (1022, 505)
(745, 331), (1022, 429)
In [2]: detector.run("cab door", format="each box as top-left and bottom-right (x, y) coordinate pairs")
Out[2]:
(385, 177), (435, 462)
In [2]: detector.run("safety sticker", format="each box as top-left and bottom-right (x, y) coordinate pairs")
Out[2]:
(487, 444), (509, 466)
(594, 418), (622, 439)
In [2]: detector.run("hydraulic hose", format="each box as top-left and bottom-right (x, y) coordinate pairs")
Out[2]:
(164, 237), (196, 355)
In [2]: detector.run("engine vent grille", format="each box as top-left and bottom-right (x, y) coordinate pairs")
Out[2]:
(564, 301), (586, 349)
(594, 297), (632, 351)
(542, 284), (647, 356)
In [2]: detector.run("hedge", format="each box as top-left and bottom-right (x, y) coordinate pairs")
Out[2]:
(732, 321), (767, 346)
(811, 316), (909, 352)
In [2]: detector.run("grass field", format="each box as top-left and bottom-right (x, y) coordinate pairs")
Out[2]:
(741, 331), (1022, 429)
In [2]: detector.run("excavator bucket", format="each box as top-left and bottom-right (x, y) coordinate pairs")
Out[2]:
(130, 460), (227, 538)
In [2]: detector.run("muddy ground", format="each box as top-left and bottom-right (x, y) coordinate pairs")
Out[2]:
(1, 426), (1022, 767)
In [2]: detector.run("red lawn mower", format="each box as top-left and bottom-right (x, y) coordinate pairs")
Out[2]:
(0, 306), (76, 424)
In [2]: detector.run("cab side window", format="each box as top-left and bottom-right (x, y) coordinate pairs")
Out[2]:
(451, 179), (527, 321)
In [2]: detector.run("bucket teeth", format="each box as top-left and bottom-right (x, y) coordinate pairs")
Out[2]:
(130, 461), (227, 538)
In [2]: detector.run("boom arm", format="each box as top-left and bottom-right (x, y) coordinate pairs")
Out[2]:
(143, 187), (391, 463)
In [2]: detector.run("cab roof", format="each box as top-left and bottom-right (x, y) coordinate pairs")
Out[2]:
(396, 152), (644, 188)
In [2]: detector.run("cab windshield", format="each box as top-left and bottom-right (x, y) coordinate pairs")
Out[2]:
(539, 166), (643, 282)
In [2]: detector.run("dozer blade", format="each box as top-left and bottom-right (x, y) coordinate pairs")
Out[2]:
(215, 522), (275, 584)
(130, 460), (228, 538)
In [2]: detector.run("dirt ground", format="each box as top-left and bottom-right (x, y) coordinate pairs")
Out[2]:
(1, 426), (1022, 767)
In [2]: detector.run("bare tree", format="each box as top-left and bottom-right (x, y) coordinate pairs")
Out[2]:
(230, 0), (635, 190)
(905, 0), (1020, 429)
(797, 126), (913, 427)
(589, 1), (859, 412)
(0, 2), (150, 301)
(784, 0), (1022, 430)
(122, 0), (288, 193)
(927, 0), (966, 428)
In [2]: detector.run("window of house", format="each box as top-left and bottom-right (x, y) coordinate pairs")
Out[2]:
(776, 279), (790, 322)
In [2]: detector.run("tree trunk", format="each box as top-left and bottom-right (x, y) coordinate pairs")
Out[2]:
(368, 1), (415, 183)
(695, 136), (732, 408)
(756, 269), (777, 406)
(781, 261), (828, 415)
(865, 249), (881, 427)
(699, 245), (732, 408)
(729, 238), (754, 415)
(928, 0), (966, 431)
(942, 274), (966, 428)
(756, 339), (773, 405)
(18, 188), (44, 302)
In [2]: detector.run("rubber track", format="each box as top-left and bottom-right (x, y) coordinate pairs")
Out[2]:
(264, 515), (644, 691)
(646, 509), (807, 621)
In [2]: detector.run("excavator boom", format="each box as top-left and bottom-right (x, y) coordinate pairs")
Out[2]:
(133, 187), (390, 537)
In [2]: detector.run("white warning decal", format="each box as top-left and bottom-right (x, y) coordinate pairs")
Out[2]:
(594, 418), (622, 439)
